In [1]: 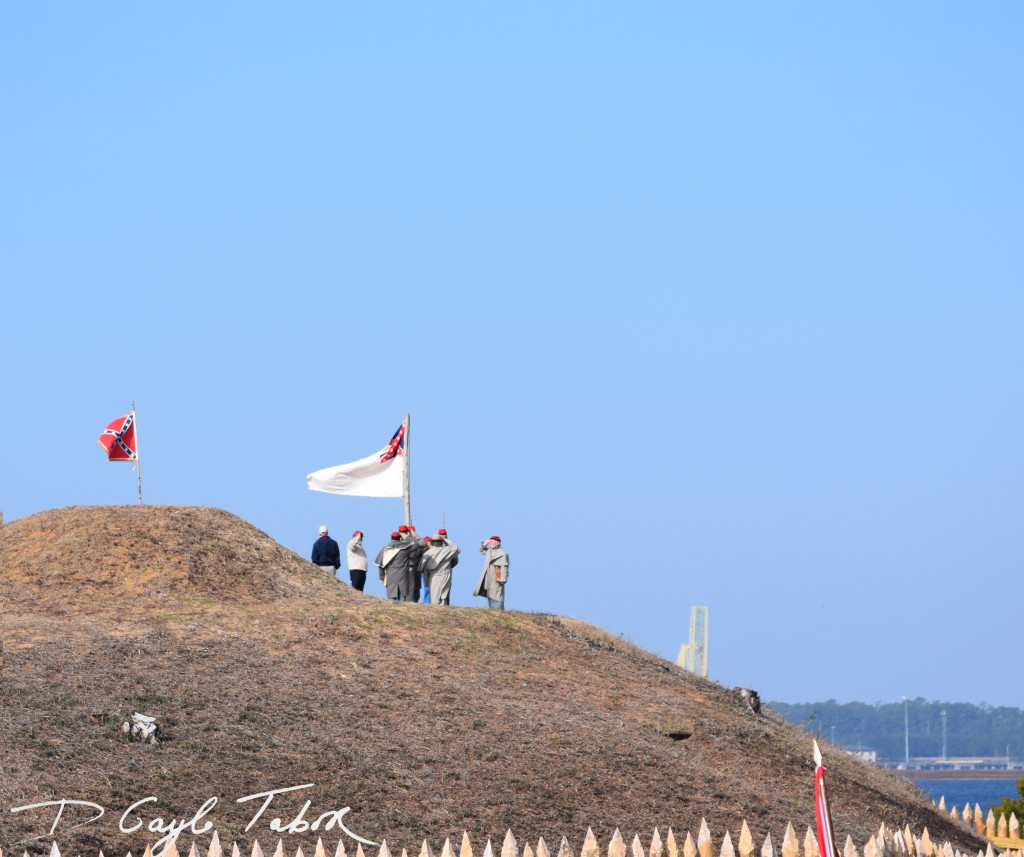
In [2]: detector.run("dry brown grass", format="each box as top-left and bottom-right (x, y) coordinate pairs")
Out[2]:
(0, 506), (983, 856)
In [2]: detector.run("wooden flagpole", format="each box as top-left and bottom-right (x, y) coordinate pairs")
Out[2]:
(403, 413), (411, 526)
(132, 400), (143, 505)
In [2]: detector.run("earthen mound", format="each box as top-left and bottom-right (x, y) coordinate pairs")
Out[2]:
(0, 506), (985, 856)
(2, 505), (317, 603)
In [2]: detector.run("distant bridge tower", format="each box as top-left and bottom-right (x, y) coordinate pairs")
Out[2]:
(676, 606), (708, 677)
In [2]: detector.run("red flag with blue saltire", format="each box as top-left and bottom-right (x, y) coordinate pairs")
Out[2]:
(814, 741), (840, 857)
(98, 412), (138, 462)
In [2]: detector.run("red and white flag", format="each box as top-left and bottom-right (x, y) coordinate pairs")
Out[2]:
(813, 741), (840, 857)
(306, 420), (407, 497)
(98, 412), (138, 462)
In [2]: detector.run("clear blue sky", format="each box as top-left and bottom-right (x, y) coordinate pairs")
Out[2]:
(3, 3), (1022, 707)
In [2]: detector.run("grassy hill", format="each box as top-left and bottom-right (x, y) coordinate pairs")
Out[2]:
(0, 506), (984, 856)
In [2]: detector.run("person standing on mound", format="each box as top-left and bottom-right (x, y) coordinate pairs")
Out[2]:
(400, 525), (428, 603)
(474, 535), (509, 610)
(347, 530), (368, 591)
(420, 532), (460, 605)
(375, 530), (420, 602)
(311, 525), (341, 576)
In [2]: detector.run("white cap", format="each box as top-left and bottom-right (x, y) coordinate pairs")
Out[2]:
(318, 525), (328, 535)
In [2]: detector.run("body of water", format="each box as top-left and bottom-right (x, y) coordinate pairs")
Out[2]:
(914, 779), (1020, 811)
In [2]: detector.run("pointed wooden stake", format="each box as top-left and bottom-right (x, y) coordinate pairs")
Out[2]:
(523, 844), (534, 857)
(665, 831), (678, 857)
(843, 835), (858, 857)
(335, 840), (349, 857)
(738, 822), (754, 857)
(209, 832), (223, 857)
(461, 833), (475, 857)
(609, 831), (627, 857)
(482, 840), (495, 857)
(581, 831), (599, 857)
(537, 839), (551, 857)
(378, 843), (392, 857)
(697, 820), (713, 857)
(631, 835), (645, 857)
(804, 827), (819, 857)
(760, 833), (775, 857)
(556, 838), (572, 857)
(443, 841), (456, 857)
(720, 832), (736, 857)
(651, 830), (665, 857)
(683, 833), (697, 857)
(781, 824), (799, 857)
(502, 833), (519, 857)
(314, 839), (328, 857)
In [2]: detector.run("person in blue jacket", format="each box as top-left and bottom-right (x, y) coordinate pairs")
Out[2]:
(311, 525), (341, 575)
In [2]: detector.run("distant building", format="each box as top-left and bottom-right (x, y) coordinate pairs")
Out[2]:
(848, 748), (878, 764)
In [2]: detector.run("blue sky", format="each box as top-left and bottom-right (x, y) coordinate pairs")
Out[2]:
(3, 3), (1022, 708)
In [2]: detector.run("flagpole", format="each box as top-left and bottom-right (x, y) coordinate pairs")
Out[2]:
(403, 412), (411, 526)
(132, 400), (143, 505)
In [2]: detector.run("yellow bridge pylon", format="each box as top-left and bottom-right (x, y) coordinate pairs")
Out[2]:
(676, 605), (708, 677)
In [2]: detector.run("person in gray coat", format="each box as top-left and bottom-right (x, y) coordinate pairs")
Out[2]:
(473, 535), (509, 610)
(420, 532), (460, 605)
(401, 525), (428, 602)
(374, 532), (421, 602)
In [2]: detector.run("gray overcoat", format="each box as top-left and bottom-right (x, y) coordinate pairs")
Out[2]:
(375, 538), (420, 600)
(420, 541), (460, 604)
(473, 544), (509, 602)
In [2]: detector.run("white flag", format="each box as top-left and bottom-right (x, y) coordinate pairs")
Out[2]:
(306, 422), (406, 498)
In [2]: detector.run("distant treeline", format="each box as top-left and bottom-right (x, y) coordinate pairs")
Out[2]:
(768, 699), (1024, 760)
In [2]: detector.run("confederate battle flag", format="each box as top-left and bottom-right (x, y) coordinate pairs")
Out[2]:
(98, 412), (138, 462)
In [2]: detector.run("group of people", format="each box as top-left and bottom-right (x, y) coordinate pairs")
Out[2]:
(311, 524), (510, 609)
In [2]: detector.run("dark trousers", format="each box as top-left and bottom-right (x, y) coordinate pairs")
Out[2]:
(349, 569), (367, 591)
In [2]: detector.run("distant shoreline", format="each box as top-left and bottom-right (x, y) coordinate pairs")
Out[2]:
(895, 769), (1021, 780)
